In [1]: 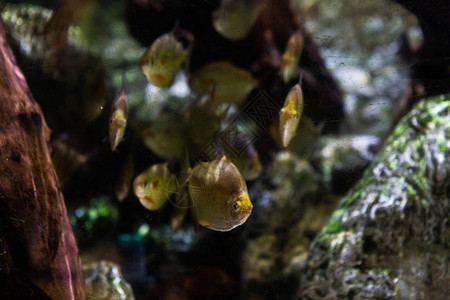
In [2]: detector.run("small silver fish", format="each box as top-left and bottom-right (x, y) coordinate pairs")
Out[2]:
(189, 61), (258, 104)
(184, 95), (223, 145)
(224, 137), (262, 180)
(281, 30), (303, 83)
(51, 139), (88, 187)
(109, 87), (128, 151)
(280, 83), (303, 148)
(115, 154), (134, 202)
(141, 113), (187, 159)
(212, 0), (263, 40)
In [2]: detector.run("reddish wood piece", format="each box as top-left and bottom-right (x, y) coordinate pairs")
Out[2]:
(0, 20), (85, 299)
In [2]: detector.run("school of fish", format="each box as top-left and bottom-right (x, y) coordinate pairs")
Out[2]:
(109, 1), (308, 232)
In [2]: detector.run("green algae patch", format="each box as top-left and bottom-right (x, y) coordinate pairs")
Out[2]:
(320, 208), (347, 240)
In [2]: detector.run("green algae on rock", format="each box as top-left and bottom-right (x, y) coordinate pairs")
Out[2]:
(299, 95), (450, 299)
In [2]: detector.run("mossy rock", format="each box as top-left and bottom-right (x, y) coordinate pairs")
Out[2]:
(299, 95), (450, 299)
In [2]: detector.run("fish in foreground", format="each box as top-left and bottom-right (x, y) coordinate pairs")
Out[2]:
(133, 163), (177, 210)
(139, 32), (187, 87)
(109, 87), (128, 151)
(189, 61), (257, 104)
(188, 155), (253, 232)
(281, 30), (303, 83)
(212, 0), (263, 40)
(280, 83), (303, 148)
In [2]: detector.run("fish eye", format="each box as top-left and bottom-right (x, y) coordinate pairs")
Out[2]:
(232, 202), (240, 212)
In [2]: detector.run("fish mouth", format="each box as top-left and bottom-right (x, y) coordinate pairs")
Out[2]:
(237, 193), (253, 214)
(241, 204), (253, 214)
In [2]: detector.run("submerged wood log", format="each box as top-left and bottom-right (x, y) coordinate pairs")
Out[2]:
(0, 20), (85, 299)
(299, 95), (450, 299)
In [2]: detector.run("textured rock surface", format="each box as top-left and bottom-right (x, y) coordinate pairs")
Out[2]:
(313, 134), (380, 194)
(299, 95), (450, 299)
(295, 0), (419, 138)
(84, 260), (135, 300)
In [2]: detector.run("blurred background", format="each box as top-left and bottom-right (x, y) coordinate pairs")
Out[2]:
(3, 0), (446, 299)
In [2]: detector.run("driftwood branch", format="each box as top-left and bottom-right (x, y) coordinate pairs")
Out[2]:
(0, 20), (85, 299)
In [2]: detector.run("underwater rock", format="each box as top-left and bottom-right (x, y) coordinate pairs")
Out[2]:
(333, 67), (372, 96)
(297, 0), (417, 138)
(313, 134), (380, 195)
(84, 260), (135, 300)
(299, 95), (450, 299)
(241, 151), (340, 299)
(250, 151), (321, 231)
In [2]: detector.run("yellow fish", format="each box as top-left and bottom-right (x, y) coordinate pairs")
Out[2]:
(280, 83), (303, 148)
(188, 155), (253, 231)
(184, 95), (225, 145)
(51, 140), (88, 187)
(141, 113), (187, 159)
(189, 61), (258, 104)
(281, 30), (304, 83)
(115, 154), (134, 202)
(212, 0), (263, 40)
(225, 140), (262, 181)
(139, 33), (187, 87)
(133, 163), (177, 210)
(109, 87), (128, 151)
